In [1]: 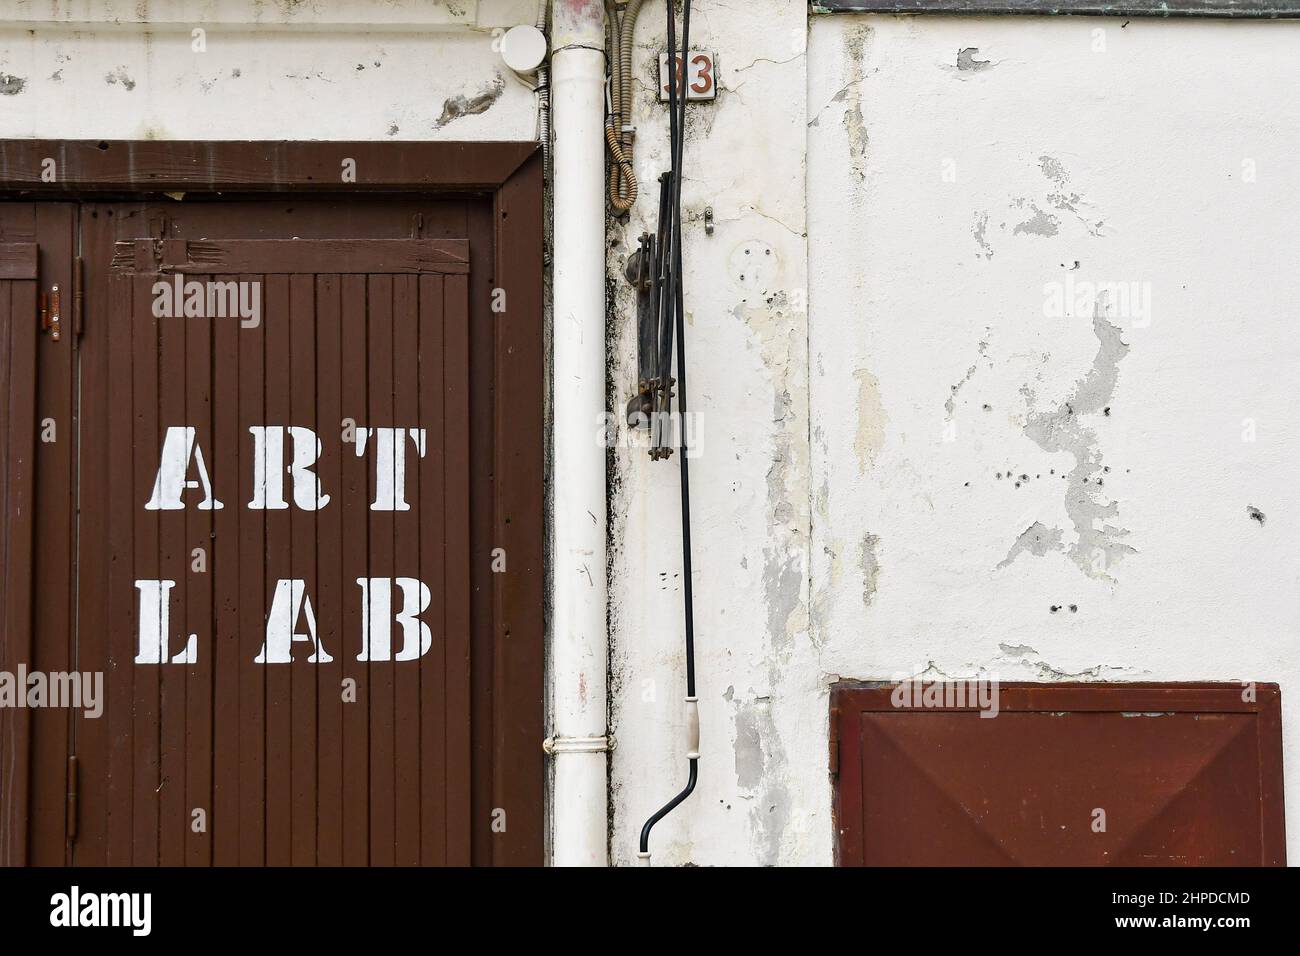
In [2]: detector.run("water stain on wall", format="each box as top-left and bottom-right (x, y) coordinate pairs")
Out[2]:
(853, 368), (886, 473)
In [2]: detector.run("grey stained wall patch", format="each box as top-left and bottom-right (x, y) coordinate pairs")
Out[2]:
(731, 697), (792, 866)
(860, 533), (882, 606)
(0, 73), (26, 95)
(1019, 302), (1136, 581)
(972, 211), (994, 259)
(1012, 204), (1060, 238)
(435, 74), (505, 128)
(104, 67), (136, 90)
(956, 47), (993, 72)
(997, 521), (1065, 569)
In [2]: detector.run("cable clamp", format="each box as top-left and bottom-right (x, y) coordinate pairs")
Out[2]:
(542, 734), (615, 755)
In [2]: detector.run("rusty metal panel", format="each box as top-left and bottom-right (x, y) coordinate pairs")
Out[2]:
(813, 1), (1300, 17)
(832, 682), (1285, 866)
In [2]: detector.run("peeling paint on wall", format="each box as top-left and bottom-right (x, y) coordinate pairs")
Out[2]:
(1012, 202), (1060, 238)
(435, 74), (505, 128)
(838, 24), (871, 183)
(955, 47), (993, 73)
(997, 521), (1064, 569)
(860, 533), (881, 606)
(1020, 304), (1136, 582)
(731, 696), (792, 865)
(972, 211), (994, 259)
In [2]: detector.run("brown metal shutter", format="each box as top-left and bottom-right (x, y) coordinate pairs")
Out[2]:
(833, 682), (1286, 866)
(0, 242), (38, 866)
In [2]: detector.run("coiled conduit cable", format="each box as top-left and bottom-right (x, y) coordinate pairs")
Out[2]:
(638, 0), (696, 866)
(536, 0), (551, 181)
(606, 0), (644, 212)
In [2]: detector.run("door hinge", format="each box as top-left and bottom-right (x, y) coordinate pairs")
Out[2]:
(66, 755), (79, 842)
(40, 285), (61, 340)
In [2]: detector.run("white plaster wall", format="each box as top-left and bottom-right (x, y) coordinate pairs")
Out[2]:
(0, 0), (539, 140)
(612, 9), (1300, 868)
(808, 14), (1300, 865)
(607, 0), (813, 867)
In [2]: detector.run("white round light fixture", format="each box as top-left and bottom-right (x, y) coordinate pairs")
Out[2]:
(500, 24), (547, 75)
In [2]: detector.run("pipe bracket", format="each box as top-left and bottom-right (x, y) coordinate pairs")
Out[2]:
(543, 734), (615, 755)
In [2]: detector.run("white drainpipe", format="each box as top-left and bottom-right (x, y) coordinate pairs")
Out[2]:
(548, 0), (609, 867)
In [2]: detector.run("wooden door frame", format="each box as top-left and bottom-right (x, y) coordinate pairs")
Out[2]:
(0, 140), (546, 865)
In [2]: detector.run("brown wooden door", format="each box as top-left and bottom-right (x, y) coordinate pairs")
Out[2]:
(0, 185), (543, 866)
(78, 220), (478, 866)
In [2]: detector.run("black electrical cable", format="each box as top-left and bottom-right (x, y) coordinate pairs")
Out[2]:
(640, 0), (696, 860)
(653, 171), (675, 457)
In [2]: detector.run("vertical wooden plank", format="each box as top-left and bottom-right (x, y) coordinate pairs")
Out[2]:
(289, 273), (318, 866)
(315, 274), (344, 867)
(417, 274), (446, 866)
(444, 274), (472, 866)
(157, 263), (188, 868)
(0, 276), (37, 866)
(492, 156), (547, 863)
(392, 274), (421, 865)
(340, 275), (370, 866)
(184, 277), (214, 868)
(366, 274), (396, 866)
(100, 226), (136, 866)
(131, 270), (161, 867)
(73, 208), (111, 865)
(263, 274), (292, 866)
(237, 274), (267, 866)
(211, 275), (241, 866)
(0, 282), (12, 865)
(29, 204), (74, 864)
(466, 200), (495, 866)
(183, 277), (215, 867)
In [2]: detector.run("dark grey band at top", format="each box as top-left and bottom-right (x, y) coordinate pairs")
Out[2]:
(813, 1), (1300, 18)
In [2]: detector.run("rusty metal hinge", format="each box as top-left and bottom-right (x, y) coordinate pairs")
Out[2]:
(66, 755), (79, 842)
(42, 284), (62, 340)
